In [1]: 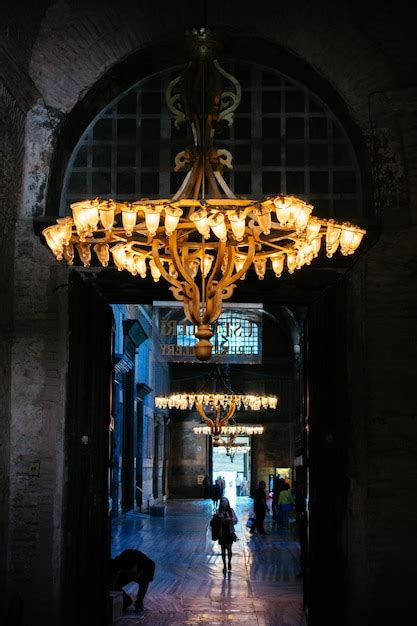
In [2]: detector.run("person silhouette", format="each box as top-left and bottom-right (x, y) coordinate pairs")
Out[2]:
(251, 480), (269, 535)
(213, 497), (238, 575)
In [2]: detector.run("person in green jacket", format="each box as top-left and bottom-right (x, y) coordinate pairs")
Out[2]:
(277, 484), (295, 529)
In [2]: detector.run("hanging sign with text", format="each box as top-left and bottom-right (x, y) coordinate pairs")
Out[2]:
(152, 302), (263, 364)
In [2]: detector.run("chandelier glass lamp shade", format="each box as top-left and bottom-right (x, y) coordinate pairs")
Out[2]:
(42, 27), (366, 361)
(156, 391), (273, 446)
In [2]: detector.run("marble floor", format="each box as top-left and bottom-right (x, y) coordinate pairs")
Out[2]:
(111, 496), (306, 625)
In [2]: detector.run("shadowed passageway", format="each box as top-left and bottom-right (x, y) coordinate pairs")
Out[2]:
(111, 497), (306, 625)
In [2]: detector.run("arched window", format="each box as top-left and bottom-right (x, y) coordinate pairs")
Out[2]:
(62, 62), (362, 220)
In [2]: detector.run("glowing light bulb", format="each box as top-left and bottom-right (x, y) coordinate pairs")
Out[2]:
(306, 218), (321, 243)
(164, 205), (183, 236)
(325, 220), (341, 258)
(190, 209), (210, 237)
(228, 211), (246, 241)
(149, 259), (161, 282)
(273, 196), (293, 225)
(340, 224), (365, 255)
(208, 212), (227, 242)
(93, 243), (110, 267)
(254, 207), (272, 234)
(254, 257), (267, 280)
(76, 243), (91, 267)
(135, 256), (147, 278)
(201, 254), (214, 277)
(121, 205), (137, 236)
(271, 254), (284, 277)
(144, 206), (162, 236)
(111, 245), (128, 271)
(99, 202), (115, 231)
(287, 251), (297, 274)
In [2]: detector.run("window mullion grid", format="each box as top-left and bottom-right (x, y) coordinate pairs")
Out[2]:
(160, 74), (171, 197)
(111, 107), (117, 198)
(304, 90), (310, 202)
(281, 80), (286, 194)
(87, 128), (93, 198)
(136, 88), (142, 197)
(328, 116), (334, 217)
(252, 67), (262, 197)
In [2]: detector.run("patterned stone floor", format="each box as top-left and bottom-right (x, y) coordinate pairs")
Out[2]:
(111, 496), (306, 625)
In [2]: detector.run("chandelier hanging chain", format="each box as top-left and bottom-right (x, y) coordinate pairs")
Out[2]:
(42, 26), (366, 361)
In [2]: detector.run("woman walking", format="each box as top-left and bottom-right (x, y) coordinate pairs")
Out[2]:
(212, 497), (238, 575)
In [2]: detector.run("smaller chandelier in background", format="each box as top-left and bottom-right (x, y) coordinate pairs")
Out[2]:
(193, 425), (264, 436)
(155, 393), (277, 411)
(156, 391), (273, 446)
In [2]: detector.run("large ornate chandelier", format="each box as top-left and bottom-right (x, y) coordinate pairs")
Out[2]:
(156, 391), (273, 445)
(42, 27), (366, 361)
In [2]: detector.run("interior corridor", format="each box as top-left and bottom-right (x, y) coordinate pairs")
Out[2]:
(111, 497), (306, 625)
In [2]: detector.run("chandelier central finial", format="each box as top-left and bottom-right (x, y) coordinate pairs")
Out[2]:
(42, 28), (366, 361)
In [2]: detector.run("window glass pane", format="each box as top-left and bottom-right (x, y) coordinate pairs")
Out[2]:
(309, 118), (327, 139)
(74, 145), (88, 167)
(312, 198), (329, 218)
(68, 172), (87, 194)
(234, 117), (251, 139)
(117, 144), (136, 167)
(142, 92), (161, 114)
(334, 171), (356, 193)
(117, 172), (136, 195)
(286, 118), (304, 139)
(117, 119), (136, 142)
(262, 144), (281, 166)
(309, 144), (328, 167)
(170, 172), (185, 194)
(310, 172), (329, 194)
(286, 172), (304, 194)
(141, 173), (159, 195)
(333, 143), (352, 166)
(234, 172), (251, 194)
(92, 145), (111, 168)
(238, 91), (252, 114)
(140, 119), (160, 140)
(234, 144), (251, 166)
(92, 172), (111, 195)
(141, 145), (160, 168)
(262, 118), (281, 138)
(286, 144), (304, 166)
(285, 91), (304, 113)
(262, 172), (281, 194)
(93, 119), (112, 141)
(262, 92), (281, 114)
(117, 92), (136, 114)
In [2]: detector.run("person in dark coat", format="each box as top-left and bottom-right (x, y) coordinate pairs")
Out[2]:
(212, 496), (238, 574)
(110, 549), (155, 612)
(211, 481), (222, 510)
(251, 480), (269, 535)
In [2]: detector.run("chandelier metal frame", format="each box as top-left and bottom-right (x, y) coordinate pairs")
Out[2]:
(42, 27), (366, 361)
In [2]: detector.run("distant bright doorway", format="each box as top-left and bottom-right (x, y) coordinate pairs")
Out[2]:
(212, 436), (251, 507)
